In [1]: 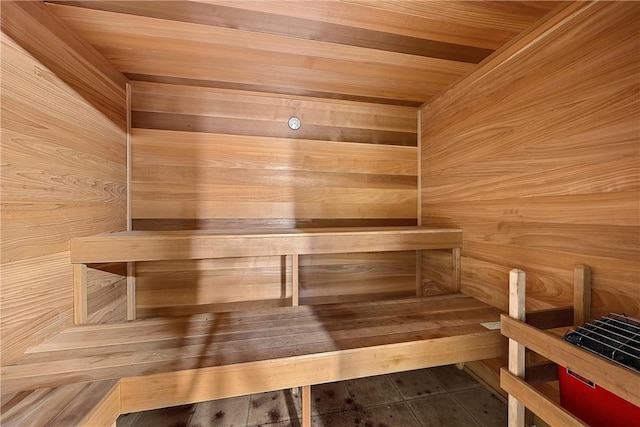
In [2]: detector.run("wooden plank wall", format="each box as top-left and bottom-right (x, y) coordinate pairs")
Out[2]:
(130, 82), (419, 316)
(1, 2), (128, 363)
(420, 2), (640, 318)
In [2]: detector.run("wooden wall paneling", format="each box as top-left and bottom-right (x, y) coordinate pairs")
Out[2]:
(134, 256), (291, 318)
(87, 263), (128, 324)
(2, 1), (127, 128)
(1, 2), (128, 362)
(298, 252), (415, 304)
(420, 1), (640, 318)
(128, 80), (418, 311)
(130, 128), (417, 221)
(130, 81), (418, 145)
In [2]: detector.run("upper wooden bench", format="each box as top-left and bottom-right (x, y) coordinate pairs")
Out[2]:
(70, 226), (462, 263)
(70, 226), (463, 324)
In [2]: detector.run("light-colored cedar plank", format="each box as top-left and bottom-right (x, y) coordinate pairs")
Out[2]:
(507, 270), (526, 427)
(70, 227), (461, 263)
(136, 299), (294, 320)
(292, 254), (300, 307)
(573, 265), (591, 325)
(131, 129), (417, 175)
(131, 183), (416, 205)
(73, 264), (88, 325)
(302, 385), (311, 427)
(131, 200), (417, 220)
(500, 369), (586, 427)
(501, 315), (640, 407)
(127, 262), (136, 321)
(119, 330), (503, 413)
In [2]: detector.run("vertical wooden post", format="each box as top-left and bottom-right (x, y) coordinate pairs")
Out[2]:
(73, 263), (88, 325)
(416, 250), (423, 296)
(302, 385), (311, 427)
(452, 247), (461, 292)
(127, 262), (136, 321)
(292, 254), (299, 306)
(508, 269), (526, 427)
(125, 82), (135, 321)
(573, 265), (591, 326)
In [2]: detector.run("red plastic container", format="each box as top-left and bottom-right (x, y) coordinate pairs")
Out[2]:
(558, 366), (640, 427)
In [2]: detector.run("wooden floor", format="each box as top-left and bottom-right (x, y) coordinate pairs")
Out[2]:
(2, 294), (502, 395)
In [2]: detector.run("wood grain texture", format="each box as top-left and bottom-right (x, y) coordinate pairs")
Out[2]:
(420, 1), (640, 318)
(3, 294), (502, 394)
(0, 379), (121, 427)
(127, 79), (418, 311)
(209, 0), (556, 50)
(1, 4), (127, 363)
(70, 227), (462, 263)
(47, 2), (477, 105)
(51, 1), (493, 63)
(2, 1), (127, 128)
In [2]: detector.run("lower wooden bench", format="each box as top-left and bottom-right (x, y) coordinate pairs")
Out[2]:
(1, 293), (504, 426)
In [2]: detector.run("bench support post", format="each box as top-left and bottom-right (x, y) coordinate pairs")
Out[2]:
(74, 263), (88, 325)
(573, 265), (591, 325)
(292, 254), (299, 306)
(302, 385), (311, 427)
(127, 262), (136, 321)
(508, 269), (526, 427)
(452, 248), (461, 292)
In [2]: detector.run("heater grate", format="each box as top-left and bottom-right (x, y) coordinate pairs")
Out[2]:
(563, 313), (640, 373)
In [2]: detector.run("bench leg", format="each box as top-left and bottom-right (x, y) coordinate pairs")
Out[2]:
(302, 385), (311, 427)
(127, 262), (136, 321)
(452, 247), (461, 292)
(73, 263), (88, 325)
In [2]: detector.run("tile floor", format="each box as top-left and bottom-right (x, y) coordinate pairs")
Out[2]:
(117, 365), (507, 427)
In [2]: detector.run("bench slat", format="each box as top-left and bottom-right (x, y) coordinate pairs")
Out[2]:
(0, 380), (119, 427)
(3, 295), (501, 394)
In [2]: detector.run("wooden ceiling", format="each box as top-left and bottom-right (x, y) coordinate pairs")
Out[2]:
(47, 1), (560, 107)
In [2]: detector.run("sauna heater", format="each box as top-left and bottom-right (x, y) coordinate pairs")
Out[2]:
(559, 313), (640, 426)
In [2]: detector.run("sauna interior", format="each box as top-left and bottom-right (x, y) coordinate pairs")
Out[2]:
(1, 1), (638, 426)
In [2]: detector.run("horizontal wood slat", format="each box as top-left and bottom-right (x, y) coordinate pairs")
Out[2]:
(47, 3), (477, 104)
(51, 1), (494, 63)
(500, 369), (586, 426)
